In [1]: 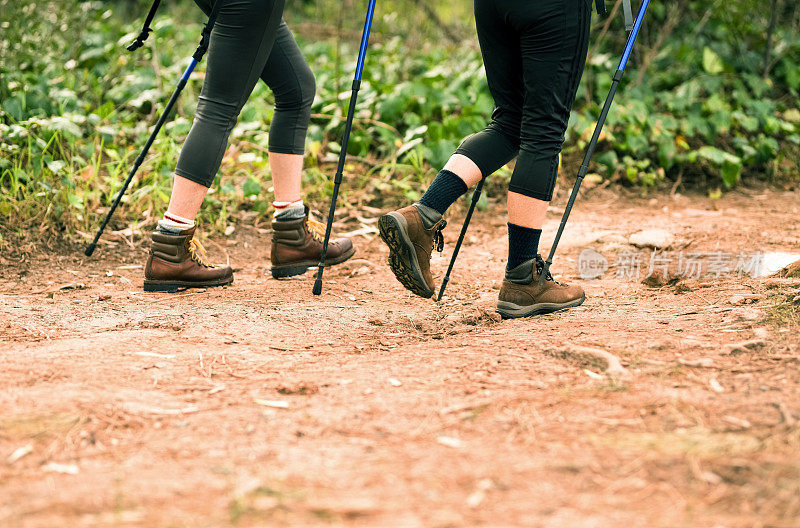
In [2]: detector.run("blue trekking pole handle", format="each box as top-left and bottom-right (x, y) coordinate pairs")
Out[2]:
(354, 0), (377, 81)
(312, 0), (377, 295)
(617, 0), (649, 71)
(538, 0), (650, 285)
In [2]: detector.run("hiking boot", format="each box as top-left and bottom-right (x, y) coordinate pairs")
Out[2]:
(144, 227), (233, 292)
(378, 203), (446, 298)
(270, 206), (355, 279)
(496, 256), (586, 318)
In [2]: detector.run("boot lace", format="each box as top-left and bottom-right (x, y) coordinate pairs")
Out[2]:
(307, 218), (327, 243)
(188, 238), (213, 268)
(535, 255), (560, 284)
(433, 221), (447, 253)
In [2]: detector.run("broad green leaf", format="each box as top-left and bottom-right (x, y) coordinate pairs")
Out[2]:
(702, 47), (725, 75)
(242, 178), (261, 198)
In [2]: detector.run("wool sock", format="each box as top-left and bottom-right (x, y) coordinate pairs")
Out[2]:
(507, 222), (542, 271)
(419, 170), (469, 215)
(273, 199), (305, 221)
(158, 211), (195, 234)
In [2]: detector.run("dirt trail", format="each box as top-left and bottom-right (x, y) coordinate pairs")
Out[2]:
(1, 189), (799, 527)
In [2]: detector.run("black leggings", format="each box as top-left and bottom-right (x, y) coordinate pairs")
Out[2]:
(176, 0), (316, 187)
(454, 0), (592, 201)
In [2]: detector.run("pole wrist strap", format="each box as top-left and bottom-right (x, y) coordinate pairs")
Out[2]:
(127, 0), (162, 52)
(193, 0), (224, 61)
(622, 0), (634, 32)
(594, 0), (634, 32)
(127, 0), (223, 60)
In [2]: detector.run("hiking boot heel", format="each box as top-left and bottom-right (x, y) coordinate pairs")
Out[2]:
(272, 264), (314, 279)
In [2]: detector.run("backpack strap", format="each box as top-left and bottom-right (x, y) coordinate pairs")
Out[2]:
(595, 0), (608, 16)
(127, 0), (162, 52)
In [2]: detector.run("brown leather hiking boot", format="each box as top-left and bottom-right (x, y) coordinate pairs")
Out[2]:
(378, 203), (446, 298)
(144, 227), (233, 292)
(270, 206), (355, 279)
(496, 256), (586, 318)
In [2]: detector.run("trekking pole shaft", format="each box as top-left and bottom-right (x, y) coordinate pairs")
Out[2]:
(437, 178), (484, 301)
(85, 62), (195, 257)
(313, 0), (376, 295)
(538, 0), (650, 284)
(312, 81), (360, 294)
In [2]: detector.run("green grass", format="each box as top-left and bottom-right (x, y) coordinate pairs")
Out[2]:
(767, 288), (800, 331)
(1, 0), (798, 248)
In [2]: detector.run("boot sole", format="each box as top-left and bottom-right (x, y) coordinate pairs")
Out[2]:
(496, 293), (586, 319)
(143, 276), (234, 293)
(271, 247), (356, 279)
(378, 213), (434, 299)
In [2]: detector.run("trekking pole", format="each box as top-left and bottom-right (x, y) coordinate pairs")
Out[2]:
(436, 178), (485, 301)
(539, 0), (648, 285)
(313, 0), (377, 295)
(84, 0), (223, 257)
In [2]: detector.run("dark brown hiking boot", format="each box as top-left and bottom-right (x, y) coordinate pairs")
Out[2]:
(270, 206), (356, 279)
(144, 227), (233, 292)
(378, 203), (446, 298)
(496, 256), (586, 318)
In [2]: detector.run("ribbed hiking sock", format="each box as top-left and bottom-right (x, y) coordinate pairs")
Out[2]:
(419, 170), (468, 215)
(158, 212), (195, 234)
(273, 199), (305, 221)
(507, 223), (542, 271)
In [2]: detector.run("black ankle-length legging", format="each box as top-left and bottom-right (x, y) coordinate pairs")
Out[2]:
(454, 0), (592, 202)
(176, 0), (316, 187)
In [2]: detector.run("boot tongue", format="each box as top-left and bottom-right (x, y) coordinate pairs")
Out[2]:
(505, 259), (536, 284)
(412, 203), (443, 230)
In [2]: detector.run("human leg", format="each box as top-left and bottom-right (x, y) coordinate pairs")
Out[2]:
(261, 21), (315, 208)
(416, 0), (524, 219)
(146, 0), (287, 291)
(496, 0), (592, 317)
(257, 22), (354, 278)
(379, 0), (526, 298)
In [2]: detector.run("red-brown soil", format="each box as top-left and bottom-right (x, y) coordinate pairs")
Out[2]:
(2, 188), (799, 527)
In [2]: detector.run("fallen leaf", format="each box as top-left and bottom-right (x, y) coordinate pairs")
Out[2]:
(276, 383), (319, 396)
(135, 352), (176, 359)
(584, 369), (604, 380)
(58, 283), (86, 291)
(7, 444), (33, 464)
(436, 436), (464, 448)
(678, 358), (715, 368)
(254, 399), (289, 409)
(43, 462), (79, 475)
